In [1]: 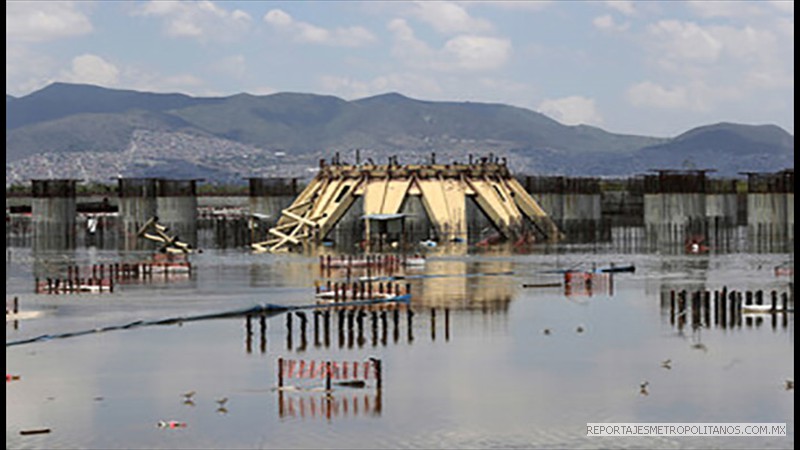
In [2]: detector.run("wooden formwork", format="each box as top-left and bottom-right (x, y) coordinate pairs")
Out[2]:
(254, 161), (561, 252)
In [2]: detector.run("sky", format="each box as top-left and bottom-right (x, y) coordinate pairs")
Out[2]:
(5, 0), (794, 137)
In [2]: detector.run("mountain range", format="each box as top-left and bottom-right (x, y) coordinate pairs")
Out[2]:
(5, 82), (794, 185)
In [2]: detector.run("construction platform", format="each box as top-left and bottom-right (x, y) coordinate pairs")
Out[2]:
(254, 158), (561, 252)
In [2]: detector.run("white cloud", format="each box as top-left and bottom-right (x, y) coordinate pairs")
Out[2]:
(769, 0), (794, 13)
(263, 9), (376, 47)
(648, 20), (723, 65)
(626, 80), (743, 112)
(388, 19), (510, 72)
(6, 45), (59, 96)
(442, 35), (511, 70)
(411, 1), (492, 34)
(744, 67), (794, 90)
(135, 0), (252, 41)
(593, 14), (629, 31)
(775, 18), (793, 38)
(686, 1), (769, 19)
(646, 20), (784, 72)
(60, 54), (120, 87)
(467, 1), (551, 11)
(6, 1), (93, 42)
(626, 81), (691, 110)
(537, 96), (604, 126)
(605, 1), (635, 16)
(263, 9), (292, 27)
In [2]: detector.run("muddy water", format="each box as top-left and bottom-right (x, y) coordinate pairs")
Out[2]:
(6, 245), (794, 449)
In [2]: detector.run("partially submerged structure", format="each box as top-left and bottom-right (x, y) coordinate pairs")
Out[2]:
(254, 157), (561, 252)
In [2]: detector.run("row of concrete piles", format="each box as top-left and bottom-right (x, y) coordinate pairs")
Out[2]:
(642, 169), (794, 251)
(28, 178), (200, 250)
(20, 169), (793, 250)
(26, 177), (298, 250)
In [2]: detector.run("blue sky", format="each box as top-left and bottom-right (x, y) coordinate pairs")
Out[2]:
(6, 1), (794, 137)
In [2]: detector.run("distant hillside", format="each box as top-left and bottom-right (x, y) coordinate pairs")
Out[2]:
(631, 123), (794, 174)
(5, 82), (223, 131)
(5, 83), (793, 183)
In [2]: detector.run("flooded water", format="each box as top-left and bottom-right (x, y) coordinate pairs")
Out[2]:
(6, 244), (794, 449)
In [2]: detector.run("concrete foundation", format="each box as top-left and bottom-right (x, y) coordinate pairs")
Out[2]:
(643, 171), (709, 250)
(523, 176), (603, 242)
(746, 170), (793, 252)
(156, 179), (199, 247)
(249, 178), (299, 244)
(32, 179), (77, 251)
(118, 178), (158, 250)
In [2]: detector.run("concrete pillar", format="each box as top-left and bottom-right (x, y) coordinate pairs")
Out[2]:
(118, 178), (158, 250)
(704, 178), (738, 251)
(643, 171), (708, 250)
(746, 170), (792, 251)
(156, 179), (198, 247)
(523, 176), (602, 243)
(32, 179), (77, 250)
(248, 178), (298, 242)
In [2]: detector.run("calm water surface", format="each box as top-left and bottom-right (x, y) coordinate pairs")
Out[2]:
(6, 245), (794, 449)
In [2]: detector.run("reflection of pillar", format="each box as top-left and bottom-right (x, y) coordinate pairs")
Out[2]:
(32, 179), (77, 251)
(380, 311), (388, 346)
(286, 313), (293, 350)
(407, 308), (414, 343)
(297, 312), (308, 352)
(245, 315), (253, 354)
(260, 315), (267, 354)
(393, 309), (400, 343)
(324, 310), (330, 348)
(431, 308), (436, 341)
(445, 308), (450, 341)
(313, 311), (320, 347)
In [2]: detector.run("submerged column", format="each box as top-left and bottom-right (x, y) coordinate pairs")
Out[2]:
(118, 178), (158, 250)
(32, 179), (77, 250)
(643, 170), (708, 251)
(248, 177), (298, 243)
(156, 179), (199, 248)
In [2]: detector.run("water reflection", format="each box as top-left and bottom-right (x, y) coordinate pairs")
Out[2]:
(661, 287), (794, 331)
(5, 247), (795, 449)
(278, 393), (382, 420)
(263, 305), (459, 353)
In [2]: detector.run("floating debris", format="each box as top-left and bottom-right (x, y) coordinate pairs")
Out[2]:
(336, 380), (366, 388)
(157, 420), (187, 429)
(20, 428), (51, 436)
